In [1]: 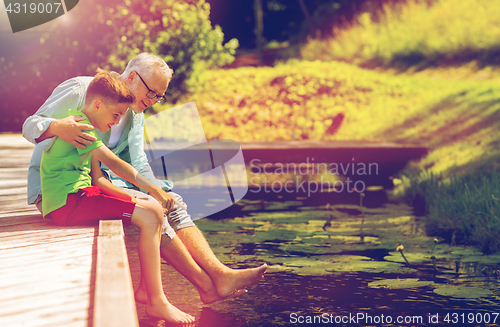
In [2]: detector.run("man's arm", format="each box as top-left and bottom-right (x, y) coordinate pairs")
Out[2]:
(35, 116), (96, 149)
(22, 77), (97, 149)
(90, 145), (175, 211)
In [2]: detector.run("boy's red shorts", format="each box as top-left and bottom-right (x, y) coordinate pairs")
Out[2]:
(47, 186), (136, 226)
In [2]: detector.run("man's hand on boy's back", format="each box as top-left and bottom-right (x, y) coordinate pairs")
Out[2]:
(36, 116), (96, 149)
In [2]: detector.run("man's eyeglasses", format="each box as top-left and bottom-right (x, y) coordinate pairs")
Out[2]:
(135, 71), (166, 104)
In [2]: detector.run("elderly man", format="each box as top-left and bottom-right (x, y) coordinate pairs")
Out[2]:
(23, 53), (267, 304)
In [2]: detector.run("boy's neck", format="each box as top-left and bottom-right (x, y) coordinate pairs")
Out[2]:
(81, 106), (97, 127)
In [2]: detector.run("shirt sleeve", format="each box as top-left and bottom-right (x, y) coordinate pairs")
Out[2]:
(77, 129), (104, 155)
(75, 113), (104, 155)
(22, 78), (87, 146)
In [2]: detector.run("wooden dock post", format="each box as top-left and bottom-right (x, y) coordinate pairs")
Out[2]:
(93, 220), (139, 327)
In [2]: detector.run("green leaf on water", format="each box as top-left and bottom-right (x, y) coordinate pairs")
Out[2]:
(433, 286), (494, 298)
(241, 204), (264, 211)
(264, 201), (303, 210)
(384, 251), (433, 263)
(278, 243), (343, 254)
(368, 278), (434, 289)
(461, 255), (500, 264)
(450, 249), (483, 256)
(255, 229), (309, 242)
(196, 219), (263, 231)
(267, 257), (349, 275)
(327, 260), (411, 273)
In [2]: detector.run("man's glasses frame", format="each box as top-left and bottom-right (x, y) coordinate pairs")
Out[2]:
(135, 71), (166, 104)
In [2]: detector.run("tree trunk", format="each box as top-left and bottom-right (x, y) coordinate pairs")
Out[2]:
(297, 0), (318, 38)
(254, 0), (264, 65)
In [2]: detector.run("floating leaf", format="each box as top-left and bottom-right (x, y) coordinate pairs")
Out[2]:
(255, 229), (308, 242)
(450, 249), (483, 256)
(327, 260), (411, 273)
(461, 255), (500, 264)
(433, 286), (493, 298)
(278, 243), (342, 254)
(384, 251), (433, 263)
(196, 219), (262, 232)
(264, 201), (303, 210)
(242, 204), (264, 211)
(368, 278), (434, 289)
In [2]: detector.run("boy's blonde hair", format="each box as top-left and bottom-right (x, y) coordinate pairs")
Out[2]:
(86, 68), (136, 105)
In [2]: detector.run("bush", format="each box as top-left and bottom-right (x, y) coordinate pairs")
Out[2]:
(98, 0), (238, 100)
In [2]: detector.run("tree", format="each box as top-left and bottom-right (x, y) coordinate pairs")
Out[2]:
(99, 0), (238, 100)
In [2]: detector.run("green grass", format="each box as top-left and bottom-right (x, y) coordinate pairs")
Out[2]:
(301, 0), (500, 69)
(396, 168), (500, 253)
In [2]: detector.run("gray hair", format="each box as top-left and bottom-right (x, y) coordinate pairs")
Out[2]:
(123, 53), (173, 81)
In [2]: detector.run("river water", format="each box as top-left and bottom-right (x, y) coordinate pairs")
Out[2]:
(124, 189), (500, 327)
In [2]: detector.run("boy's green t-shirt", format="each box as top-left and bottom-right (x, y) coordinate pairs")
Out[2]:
(41, 110), (104, 217)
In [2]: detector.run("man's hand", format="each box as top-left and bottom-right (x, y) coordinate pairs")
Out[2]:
(149, 187), (175, 213)
(37, 116), (97, 148)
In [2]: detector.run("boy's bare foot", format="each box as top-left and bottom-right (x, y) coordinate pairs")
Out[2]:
(199, 287), (248, 304)
(146, 298), (195, 324)
(134, 287), (148, 304)
(135, 284), (248, 305)
(215, 263), (268, 298)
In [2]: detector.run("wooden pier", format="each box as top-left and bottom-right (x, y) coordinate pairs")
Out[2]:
(0, 135), (138, 327)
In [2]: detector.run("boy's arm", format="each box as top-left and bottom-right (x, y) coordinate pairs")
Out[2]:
(90, 156), (137, 202)
(90, 146), (175, 211)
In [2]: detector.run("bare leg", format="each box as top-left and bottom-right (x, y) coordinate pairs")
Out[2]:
(132, 199), (195, 324)
(135, 236), (247, 304)
(176, 226), (267, 298)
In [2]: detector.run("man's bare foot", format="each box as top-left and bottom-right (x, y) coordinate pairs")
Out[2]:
(146, 298), (195, 324)
(215, 263), (267, 298)
(136, 284), (248, 305)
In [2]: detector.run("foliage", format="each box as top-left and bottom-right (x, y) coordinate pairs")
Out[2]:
(301, 0), (500, 68)
(0, 0), (236, 131)
(99, 0), (238, 100)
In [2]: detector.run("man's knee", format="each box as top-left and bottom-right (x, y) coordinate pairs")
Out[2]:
(160, 221), (177, 249)
(167, 192), (196, 231)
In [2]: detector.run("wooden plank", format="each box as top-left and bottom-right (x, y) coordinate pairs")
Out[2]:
(93, 220), (139, 327)
(0, 135), (97, 326)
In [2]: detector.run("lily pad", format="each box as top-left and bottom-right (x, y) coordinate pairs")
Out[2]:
(264, 201), (303, 210)
(196, 219), (262, 232)
(278, 243), (342, 254)
(255, 229), (309, 242)
(241, 204), (264, 211)
(368, 278), (434, 289)
(461, 255), (500, 264)
(450, 249), (484, 256)
(327, 260), (411, 273)
(433, 286), (494, 299)
(384, 251), (433, 263)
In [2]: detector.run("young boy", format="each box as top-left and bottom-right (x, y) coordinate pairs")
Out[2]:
(40, 69), (195, 324)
